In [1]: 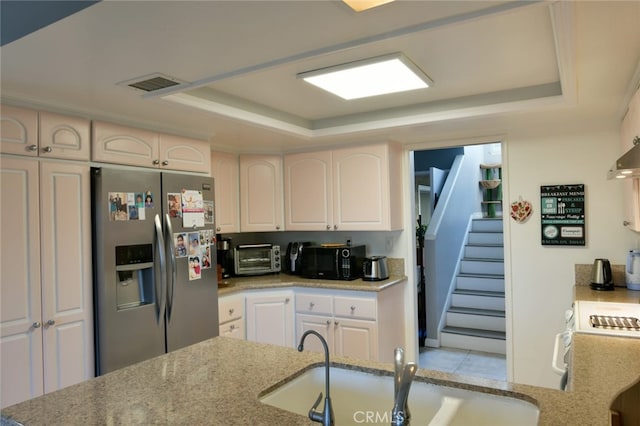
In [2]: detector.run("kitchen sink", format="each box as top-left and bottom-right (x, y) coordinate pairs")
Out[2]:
(260, 366), (539, 425)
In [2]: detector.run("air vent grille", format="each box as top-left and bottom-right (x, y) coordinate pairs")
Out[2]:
(128, 76), (180, 92)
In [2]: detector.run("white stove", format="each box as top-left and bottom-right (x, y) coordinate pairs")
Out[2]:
(574, 300), (640, 339)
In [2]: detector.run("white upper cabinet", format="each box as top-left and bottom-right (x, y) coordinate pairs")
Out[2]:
(92, 121), (210, 173)
(284, 151), (333, 231)
(620, 88), (640, 232)
(284, 143), (403, 231)
(92, 121), (159, 167)
(211, 151), (240, 233)
(158, 133), (210, 174)
(240, 154), (284, 232)
(1, 105), (90, 161)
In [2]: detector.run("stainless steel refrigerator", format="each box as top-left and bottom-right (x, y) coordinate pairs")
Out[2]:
(91, 167), (218, 375)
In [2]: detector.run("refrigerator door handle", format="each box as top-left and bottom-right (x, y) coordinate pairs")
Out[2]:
(154, 214), (167, 326)
(165, 213), (177, 324)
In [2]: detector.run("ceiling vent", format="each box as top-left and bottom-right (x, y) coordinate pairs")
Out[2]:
(118, 73), (184, 93)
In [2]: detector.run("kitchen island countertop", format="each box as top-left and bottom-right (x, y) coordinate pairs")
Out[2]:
(3, 287), (639, 425)
(3, 331), (640, 425)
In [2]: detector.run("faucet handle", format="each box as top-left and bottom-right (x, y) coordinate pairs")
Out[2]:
(308, 392), (324, 422)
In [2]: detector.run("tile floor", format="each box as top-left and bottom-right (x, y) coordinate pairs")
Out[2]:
(418, 347), (507, 382)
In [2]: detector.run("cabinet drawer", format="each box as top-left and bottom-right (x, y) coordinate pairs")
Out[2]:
(219, 318), (244, 339)
(334, 296), (376, 320)
(219, 295), (244, 323)
(296, 293), (332, 315)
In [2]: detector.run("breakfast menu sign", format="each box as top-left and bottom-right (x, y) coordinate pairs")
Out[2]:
(540, 184), (585, 246)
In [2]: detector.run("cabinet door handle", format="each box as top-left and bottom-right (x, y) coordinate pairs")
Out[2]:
(229, 308), (234, 315)
(229, 324), (235, 331)
(326, 225), (331, 230)
(275, 225), (280, 230)
(46, 319), (56, 326)
(309, 302), (315, 309)
(32, 321), (41, 329)
(42, 146), (53, 153)
(27, 144), (38, 152)
(285, 297), (290, 303)
(333, 225), (338, 230)
(216, 226), (221, 232)
(162, 160), (169, 166)
(152, 159), (160, 165)
(326, 320), (331, 325)
(350, 305), (356, 311)
(334, 321), (339, 326)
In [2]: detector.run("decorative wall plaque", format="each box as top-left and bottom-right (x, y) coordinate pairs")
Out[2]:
(540, 184), (585, 246)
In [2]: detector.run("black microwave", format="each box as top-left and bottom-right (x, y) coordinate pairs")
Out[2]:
(300, 245), (366, 281)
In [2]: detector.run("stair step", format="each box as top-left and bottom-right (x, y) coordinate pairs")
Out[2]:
(468, 232), (503, 245)
(441, 326), (506, 340)
(446, 310), (505, 332)
(440, 327), (506, 354)
(453, 289), (504, 298)
(464, 245), (504, 259)
(456, 274), (505, 292)
(460, 259), (504, 275)
(448, 306), (505, 317)
(452, 289), (505, 311)
(471, 218), (504, 233)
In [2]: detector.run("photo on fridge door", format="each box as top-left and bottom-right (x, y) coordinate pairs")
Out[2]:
(181, 189), (205, 227)
(204, 200), (214, 224)
(201, 245), (212, 269)
(109, 192), (128, 221)
(188, 232), (200, 255)
(188, 255), (201, 280)
(167, 192), (182, 218)
(174, 233), (188, 258)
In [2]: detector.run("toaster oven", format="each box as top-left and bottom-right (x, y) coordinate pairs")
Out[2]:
(233, 244), (281, 276)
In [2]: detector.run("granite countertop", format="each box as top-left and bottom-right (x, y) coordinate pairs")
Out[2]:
(3, 286), (639, 425)
(217, 274), (407, 296)
(217, 257), (406, 296)
(574, 285), (640, 304)
(4, 330), (640, 426)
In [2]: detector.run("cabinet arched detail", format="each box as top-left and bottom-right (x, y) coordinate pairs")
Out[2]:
(101, 135), (155, 158)
(164, 144), (201, 162)
(49, 125), (82, 149)
(39, 111), (90, 161)
(0, 105), (38, 156)
(1, 117), (29, 144)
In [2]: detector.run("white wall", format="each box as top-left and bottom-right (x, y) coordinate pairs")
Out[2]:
(504, 124), (639, 388)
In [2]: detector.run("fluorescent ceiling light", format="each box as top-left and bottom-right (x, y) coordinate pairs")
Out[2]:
(343, 0), (395, 12)
(298, 53), (432, 100)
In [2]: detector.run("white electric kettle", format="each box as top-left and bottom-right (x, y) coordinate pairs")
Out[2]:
(626, 249), (640, 290)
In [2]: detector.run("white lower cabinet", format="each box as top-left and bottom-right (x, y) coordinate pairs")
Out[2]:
(218, 294), (245, 340)
(295, 287), (403, 362)
(0, 157), (93, 409)
(245, 290), (294, 347)
(221, 282), (406, 363)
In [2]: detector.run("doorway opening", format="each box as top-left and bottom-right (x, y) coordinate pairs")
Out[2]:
(412, 142), (506, 380)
